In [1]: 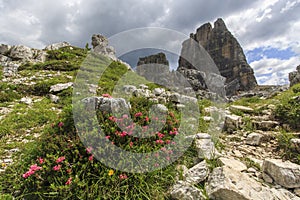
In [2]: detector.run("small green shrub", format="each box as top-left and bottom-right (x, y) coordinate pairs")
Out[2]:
(242, 116), (254, 132)
(274, 97), (300, 130)
(232, 96), (261, 107)
(276, 130), (299, 164)
(292, 84), (300, 94)
(0, 83), (21, 103)
(206, 157), (222, 172)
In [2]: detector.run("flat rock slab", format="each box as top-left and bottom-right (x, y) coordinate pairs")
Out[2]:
(206, 166), (300, 200)
(170, 181), (206, 200)
(223, 114), (242, 133)
(195, 137), (217, 160)
(263, 159), (300, 189)
(230, 105), (254, 113)
(49, 82), (73, 93)
(185, 160), (209, 184)
(219, 157), (247, 172)
(246, 132), (264, 146)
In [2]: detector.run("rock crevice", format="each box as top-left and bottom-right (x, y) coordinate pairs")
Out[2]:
(178, 18), (257, 96)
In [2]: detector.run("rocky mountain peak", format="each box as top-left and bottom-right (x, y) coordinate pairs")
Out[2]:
(137, 52), (169, 66)
(178, 18), (257, 96)
(289, 65), (300, 87)
(214, 18), (228, 31)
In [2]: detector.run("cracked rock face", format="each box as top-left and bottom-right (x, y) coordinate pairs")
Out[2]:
(206, 166), (300, 200)
(178, 18), (257, 96)
(91, 34), (117, 61)
(289, 65), (300, 87)
(262, 159), (300, 189)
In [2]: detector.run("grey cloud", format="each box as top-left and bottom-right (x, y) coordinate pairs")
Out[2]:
(0, 0), (259, 48)
(160, 0), (257, 33)
(239, 0), (300, 46)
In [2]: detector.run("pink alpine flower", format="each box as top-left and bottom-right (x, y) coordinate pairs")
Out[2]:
(22, 170), (35, 179)
(108, 116), (116, 122)
(155, 139), (164, 144)
(120, 131), (127, 137)
(88, 155), (94, 161)
(86, 147), (93, 154)
(56, 156), (65, 163)
(134, 112), (142, 117)
(145, 116), (149, 122)
(169, 130), (178, 135)
(58, 122), (64, 127)
(119, 174), (128, 180)
(157, 132), (165, 138)
(38, 157), (44, 164)
(30, 164), (42, 171)
(65, 177), (72, 185)
(22, 164), (42, 179)
(53, 165), (62, 171)
(129, 141), (134, 148)
(165, 140), (171, 144)
(160, 147), (167, 152)
(102, 93), (112, 98)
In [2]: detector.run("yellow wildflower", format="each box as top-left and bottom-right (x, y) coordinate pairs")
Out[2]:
(108, 169), (114, 176)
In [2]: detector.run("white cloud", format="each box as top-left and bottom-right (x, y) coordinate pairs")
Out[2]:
(256, 8), (272, 22)
(250, 56), (300, 85)
(225, 0), (300, 53)
(281, 0), (300, 13)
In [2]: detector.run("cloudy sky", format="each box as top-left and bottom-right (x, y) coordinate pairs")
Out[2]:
(0, 0), (299, 85)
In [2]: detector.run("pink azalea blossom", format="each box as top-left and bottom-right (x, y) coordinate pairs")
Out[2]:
(30, 164), (42, 171)
(56, 156), (65, 163)
(134, 112), (142, 117)
(38, 157), (44, 164)
(108, 116), (116, 122)
(22, 170), (35, 179)
(22, 164), (42, 179)
(102, 93), (112, 98)
(120, 131), (127, 137)
(65, 177), (72, 185)
(86, 147), (93, 154)
(58, 122), (64, 127)
(53, 165), (62, 171)
(155, 139), (164, 144)
(165, 140), (171, 144)
(122, 114), (129, 119)
(105, 135), (111, 139)
(119, 174), (128, 180)
(169, 130), (178, 135)
(129, 141), (133, 148)
(88, 155), (94, 161)
(157, 132), (165, 138)
(145, 116), (149, 122)
(160, 147), (167, 152)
